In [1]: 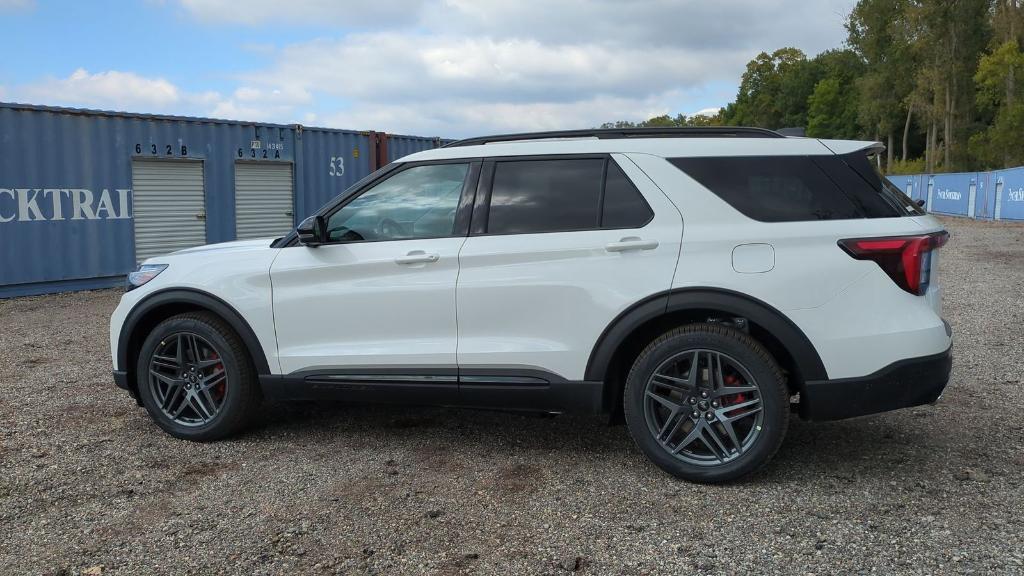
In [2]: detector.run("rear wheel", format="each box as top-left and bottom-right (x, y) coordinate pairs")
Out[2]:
(135, 312), (261, 440)
(623, 323), (788, 483)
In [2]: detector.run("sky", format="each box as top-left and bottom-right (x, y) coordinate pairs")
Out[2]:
(0, 0), (856, 138)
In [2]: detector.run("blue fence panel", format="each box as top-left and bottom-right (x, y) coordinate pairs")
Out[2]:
(926, 173), (974, 216)
(889, 167), (1024, 221)
(992, 166), (1024, 221)
(973, 172), (994, 219)
(888, 174), (924, 202)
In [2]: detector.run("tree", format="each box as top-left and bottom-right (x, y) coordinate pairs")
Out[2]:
(599, 112), (722, 129)
(847, 0), (917, 166)
(721, 47), (816, 128)
(970, 39), (1024, 166)
(909, 0), (992, 172)
(806, 49), (866, 139)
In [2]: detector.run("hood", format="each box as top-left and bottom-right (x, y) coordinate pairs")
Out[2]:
(169, 237), (278, 256)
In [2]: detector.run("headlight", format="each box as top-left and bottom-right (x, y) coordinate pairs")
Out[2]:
(126, 264), (168, 291)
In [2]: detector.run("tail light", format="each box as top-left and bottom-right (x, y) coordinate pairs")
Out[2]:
(838, 231), (949, 295)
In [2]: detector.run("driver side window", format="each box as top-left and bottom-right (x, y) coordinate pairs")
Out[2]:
(326, 163), (469, 243)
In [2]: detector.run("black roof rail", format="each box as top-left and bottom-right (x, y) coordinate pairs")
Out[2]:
(442, 127), (783, 148)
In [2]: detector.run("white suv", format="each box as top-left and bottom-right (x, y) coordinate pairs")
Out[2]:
(110, 128), (952, 482)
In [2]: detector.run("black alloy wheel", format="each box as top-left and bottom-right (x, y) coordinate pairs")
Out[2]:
(136, 312), (261, 440)
(623, 323), (789, 483)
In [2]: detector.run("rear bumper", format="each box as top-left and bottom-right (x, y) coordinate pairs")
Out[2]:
(800, 346), (952, 421)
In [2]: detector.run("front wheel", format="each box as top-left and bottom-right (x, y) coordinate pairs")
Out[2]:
(623, 323), (788, 483)
(135, 312), (261, 441)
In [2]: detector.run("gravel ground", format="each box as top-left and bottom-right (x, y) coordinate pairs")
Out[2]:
(1, 216), (1022, 576)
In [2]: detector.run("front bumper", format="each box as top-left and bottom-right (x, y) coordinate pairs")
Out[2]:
(113, 370), (130, 390)
(800, 346), (952, 421)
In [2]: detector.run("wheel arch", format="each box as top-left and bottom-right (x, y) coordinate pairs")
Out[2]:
(117, 288), (272, 396)
(585, 287), (827, 415)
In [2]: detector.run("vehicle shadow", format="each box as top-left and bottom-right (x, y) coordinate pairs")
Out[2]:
(251, 400), (956, 486)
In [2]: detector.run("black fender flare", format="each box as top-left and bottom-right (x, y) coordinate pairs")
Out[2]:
(584, 287), (828, 384)
(116, 288), (272, 375)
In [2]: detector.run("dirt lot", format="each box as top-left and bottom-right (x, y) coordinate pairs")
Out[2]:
(1, 216), (1023, 575)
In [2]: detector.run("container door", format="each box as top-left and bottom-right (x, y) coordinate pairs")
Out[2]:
(131, 159), (207, 262)
(234, 162), (295, 240)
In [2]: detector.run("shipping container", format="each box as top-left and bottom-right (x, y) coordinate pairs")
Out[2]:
(0, 102), (445, 298)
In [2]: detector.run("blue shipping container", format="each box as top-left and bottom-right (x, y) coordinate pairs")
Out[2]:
(386, 133), (442, 163)
(0, 102), (444, 298)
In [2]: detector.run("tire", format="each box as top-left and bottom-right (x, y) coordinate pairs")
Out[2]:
(135, 311), (262, 441)
(623, 323), (788, 483)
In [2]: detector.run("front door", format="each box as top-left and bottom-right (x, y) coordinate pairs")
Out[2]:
(270, 161), (477, 376)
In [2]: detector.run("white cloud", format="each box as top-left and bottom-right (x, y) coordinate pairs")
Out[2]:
(257, 33), (744, 104)
(9, 69), (235, 117)
(8, 1), (856, 136)
(207, 85), (312, 122)
(428, 0), (851, 55)
(691, 107), (723, 118)
(0, 0), (33, 11)
(18, 69), (181, 110)
(177, 0), (424, 26)
(322, 94), (683, 136)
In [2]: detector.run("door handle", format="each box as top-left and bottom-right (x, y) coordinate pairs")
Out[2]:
(606, 237), (658, 252)
(395, 250), (440, 265)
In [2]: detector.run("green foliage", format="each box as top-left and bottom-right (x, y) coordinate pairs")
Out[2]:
(970, 40), (1024, 166)
(602, 0), (1024, 172)
(720, 47), (818, 129)
(599, 111), (722, 129)
(975, 40), (1024, 110)
(807, 77), (860, 138)
(887, 157), (927, 174)
(847, 0), (915, 136)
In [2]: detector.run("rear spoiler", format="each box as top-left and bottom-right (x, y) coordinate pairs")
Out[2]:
(817, 139), (885, 156)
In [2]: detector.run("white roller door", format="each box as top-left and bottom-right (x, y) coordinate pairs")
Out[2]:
(131, 160), (207, 262)
(234, 163), (295, 240)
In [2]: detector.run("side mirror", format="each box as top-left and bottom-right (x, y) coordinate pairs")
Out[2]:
(916, 199), (926, 208)
(297, 215), (326, 247)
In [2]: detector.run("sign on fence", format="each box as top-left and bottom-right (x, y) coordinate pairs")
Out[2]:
(887, 167), (1024, 221)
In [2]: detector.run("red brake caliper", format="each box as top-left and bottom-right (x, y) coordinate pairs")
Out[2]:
(209, 351), (226, 399)
(722, 374), (747, 409)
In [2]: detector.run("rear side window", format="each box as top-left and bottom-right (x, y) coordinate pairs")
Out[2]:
(486, 158), (652, 234)
(671, 156), (861, 222)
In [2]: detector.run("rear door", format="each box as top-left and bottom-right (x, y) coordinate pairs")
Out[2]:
(455, 154), (683, 384)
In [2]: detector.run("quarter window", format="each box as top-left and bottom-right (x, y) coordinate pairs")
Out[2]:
(325, 163), (468, 242)
(602, 161), (654, 228)
(670, 156), (862, 222)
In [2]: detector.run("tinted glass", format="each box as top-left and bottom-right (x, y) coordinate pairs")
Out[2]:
(839, 152), (925, 216)
(602, 161), (653, 228)
(670, 156), (862, 222)
(326, 163), (468, 242)
(487, 159), (603, 234)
